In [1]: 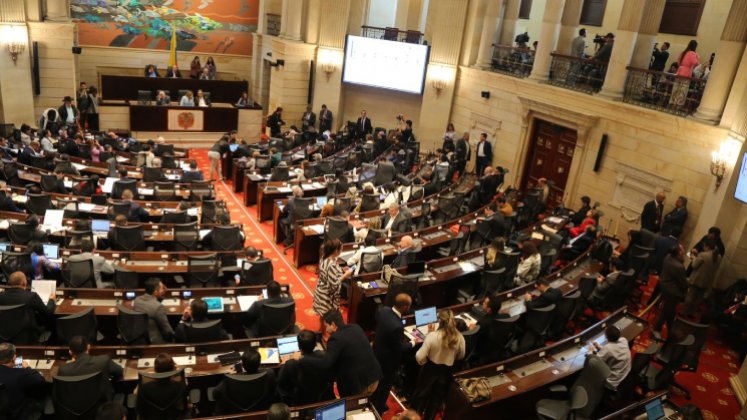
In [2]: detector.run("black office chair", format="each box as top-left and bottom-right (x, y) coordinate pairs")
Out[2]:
(209, 225), (243, 252)
(323, 217), (351, 243)
(27, 193), (53, 215)
(173, 222), (199, 252)
(113, 266), (139, 289)
(133, 369), (191, 419)
(8, 222), (35, 245)
(516, 304), (556, 353)
(112, 179), (137, 200)
(112, 225), (145, 251)
(154, 181), (176, 201)
(255, 156), (272, 174)
(161, 210), (189, 224)
(480, 315), (519, 365)
(0, 251), (33, 281)
(0, 304), (48, 344)
(409, 186), (424, 202)
(303, 163), (317, 179)
(434, 195), (459, 223)
(652, 317), (708, 399)
(51, 372), (106, 419)
(182, 319), (225, 343)
(186, 253), (220, 288)
(644, 334), (695, 397)
(539, 247), (558, 275)
(40, 173), (59, 192)
(480, 267), (506, 297)
(547, 290), (582, 339)
(333, 197), (352, 215)
(65, 229), (94, 249)
(459, 325), (481, 369)
(117, 305), (149, 345)
(360, 251), (383, 273)
(326, 181), (339, 198)
(190, 181), (213, 201)
(359, 194), (380, 212)
(208, 372), (275, 414)
(143, 167), (165, 182)
(384, 272), (419, 307)
(536, 355), (612, 420)
(241, 259), (274, 286)
(417, 200), (432, 229)
(91, 194), (107, 205)
(57, 307), (103, 344)
(365, 228), (388, 243)
(200, 200), (221, 224)
(270, 165), (289, 181)
(62, 259), (96, 288)
(257, 301), (297, 336)
(318, 160), (334, 175)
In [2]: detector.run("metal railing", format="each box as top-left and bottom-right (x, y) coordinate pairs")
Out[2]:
(489, 44), (534, 78)
(623, 66), (706, 117)
(361, 25), (425, 44)
(266, 13), (281, 36)
(549, 53), (608, 94)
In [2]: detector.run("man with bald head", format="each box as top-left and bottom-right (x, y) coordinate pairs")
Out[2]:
(372, 293), (413, 414)
(641, 191), (666, 232)
(392, 235), (417, 268)
(0, 271), (56, 342)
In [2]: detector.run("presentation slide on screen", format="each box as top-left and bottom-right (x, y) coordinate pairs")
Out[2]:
(735, 152), (747, 204)
(342, 35), (429, 94)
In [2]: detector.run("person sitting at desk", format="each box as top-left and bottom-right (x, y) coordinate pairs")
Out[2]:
(589, 325), (631, 391)
(515, 240), (541, 286)
(383, 203), (411, 234)
(155, 90), (170, 106)
(0, 342), (47, 419)
(59, 335), (124, 400)
(474, 293), (511, 364)
(23, 215), (49, 243)
(235, 91), (251, 107)
(196, 89), (210, 108)
(213, 347), (277, 411)
(372, 294), (413, 414)
(571, 195), (592, 227)
(54, 154), (80, 176)
(175, 298), (229, 343)
(557, 225), (597, 266)
(269, 148), (282, 167)
(166, 64), (182, 78)
(524, 277), (561, 310)
(0, 271), (56, 337)
(30, 243), (58, 281)
(235, 246), (272, 285)
(179, 90), (194, 107)
(589, 258), (625, 310)
(392, 235), (418, 268)
(136, 353), (187, 415)
(346, 234), (382, 275)
(106, 215), (128, 250)
(67, 240), (115, 289)
(0, 190), (21, 213)
(121, 189), (149, 222)
(198, 67), (213, 80)
(145, 65), (159, 78)
(485, 237), (508, 271)
(244, 281), (294, 336)
(478, 203), (507, 239)
(568, 208), (599, 238)
(181, 160), (204, 182)
(301, 310), (382, 397)
(133, 278), (175, 344)
(278, 329), (335, 405)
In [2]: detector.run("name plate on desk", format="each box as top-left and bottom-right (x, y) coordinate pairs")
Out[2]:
(167, 109), (205, 131)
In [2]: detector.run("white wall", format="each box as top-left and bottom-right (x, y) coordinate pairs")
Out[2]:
(367, 0), (398, 28)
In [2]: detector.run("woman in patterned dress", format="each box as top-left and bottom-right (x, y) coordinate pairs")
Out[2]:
(313, 239), (354, 320)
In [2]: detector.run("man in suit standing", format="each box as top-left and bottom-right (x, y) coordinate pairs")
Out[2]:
(58, 96), (79, 130)
(455, 132), (470, 176)
(277, 330), (335, 405)
(383, 204), (411, 234)
(662, 196), (688, 235)
(268, 107), (285, 137)
(301, 105), (316, 132)
(300, 310), (382, 397)
(67, 240), (114, 288)
(372, 294), (413, 414)
(133, 278), (174, 344)
(391, 235), (418, 268)
(640, 191), (666, 233)
(356, 110), (373, 139)
(474, 132), (493, 178)
(571, 28), (586, 58)
(652, 245), (688, 340)
(650, 42), (670, 72)
(58, 335), (123, 400)
(524, 278), (561, 310)
(319, 104), (333, 132)
(244, 281), (294, 336)
(0, 343), (46, 419)
(0, 271), (56, 342)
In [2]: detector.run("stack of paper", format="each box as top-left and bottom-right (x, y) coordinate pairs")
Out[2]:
(237, 295), (260, 311)
(31, 280), (56, 305)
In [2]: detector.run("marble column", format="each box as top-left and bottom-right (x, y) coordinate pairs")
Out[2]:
(529, 0), (566, 81)
(498, 0), (520, 46)
(279, 0), (289, 37)
(629, 0), (666, 68)
(282, 0), (303, 41)
(476, 0), (504, 68)
(0, 23), (35, 125)
(598, 0), (647, 99)
(693, 0), (747, 124)
(313, 0), (352, 119)
(556, 0), (583, 56)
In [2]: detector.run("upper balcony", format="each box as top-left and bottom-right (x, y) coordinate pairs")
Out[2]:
(488, 44), (534, 78)
(622, 66), (706, 117)
(548, 53), (607, 94)
(360, 26), (425, 45)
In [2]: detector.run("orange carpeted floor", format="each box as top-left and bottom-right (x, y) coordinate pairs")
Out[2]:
(192, 149), (740, 419)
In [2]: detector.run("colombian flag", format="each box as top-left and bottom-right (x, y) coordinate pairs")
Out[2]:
(168, 24), (178, 67)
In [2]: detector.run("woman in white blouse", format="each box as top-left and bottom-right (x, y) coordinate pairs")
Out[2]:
(515, 240), (541, 286)
(412, 309), (465, 420)
(179, 90), (194, 107)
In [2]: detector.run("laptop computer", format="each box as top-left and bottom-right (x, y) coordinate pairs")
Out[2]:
(645, 398), (671, 420)
(314, 399), (346, 420)
(407, 261), (426, 276)
(277, 336), (300, 362)
(42, 243), (59, 260)
(91, 219), (110, 234)
(415, 306), (437, 335)
(323, 174), (336, 182)
(229, 143), (239, 152)
(316, 196), (328, 207)
(0, 242), (9, 252)
(202, 297), (224, 313)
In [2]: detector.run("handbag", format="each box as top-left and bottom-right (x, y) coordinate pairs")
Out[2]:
(457, 377), (491, 403)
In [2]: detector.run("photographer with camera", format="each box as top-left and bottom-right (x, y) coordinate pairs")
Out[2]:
(592, 33), (614, 62)
(650, 42), (670, 72)
(396, 114), (415, 143)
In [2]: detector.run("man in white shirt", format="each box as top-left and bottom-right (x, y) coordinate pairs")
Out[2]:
(589, 325), (631, 390)
(346, 235), (382, 275)
(196, 89), (210, 107)
(66, 240), (115, 288)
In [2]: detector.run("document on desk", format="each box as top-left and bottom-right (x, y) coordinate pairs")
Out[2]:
(259, 348), (279, 365)
(77, 202), (97, 212)
(309, 224), (325, 235)
(161, 298), (181, 307)
(138, 188), (155, 196)
(165, 173), (181, 181)
(31, 280), (56, 305)
(34, 359), (54, 370)
(187, 207), (199, 217)
(0, 219), (9, 230)
(237, 295), (260, 311)
(173, 355), (197, 366)
(300, 184), (313, 191)
(137, 358), (156, 369)
(276, 187), (292, 193)
(12, 195), (27, 204)
(311, 182), (325, 189)
(72, 163), (87, 171)
(349, 412), (377, 420)
(458, 261), (476, 273)
(102, 177), (118, 193)
(116, 156), (128, 163)
(199, 229), (212, 240)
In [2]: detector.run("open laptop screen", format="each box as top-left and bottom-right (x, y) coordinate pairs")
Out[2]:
(415, 306), (437, 327)
(42, 243), (59, 259)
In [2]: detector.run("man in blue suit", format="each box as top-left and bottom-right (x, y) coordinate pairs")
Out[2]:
(371, 293), (413, 414)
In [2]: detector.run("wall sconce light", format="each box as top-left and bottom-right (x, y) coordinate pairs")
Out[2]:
(711, 151), (726, 189)
(321, 61), (336, 79)
(3, 26), (26, 65)
(318, 49), (340, 81)
(430, 64), (452, 97)
(432, 78), (447, 95)
(710, 137), (742, 190)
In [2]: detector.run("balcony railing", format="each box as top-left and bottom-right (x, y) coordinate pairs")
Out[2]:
(266, 13), (281, 36)
(489, 44), (534, 78)
(361, 26), (425, 44)
(623, 67), (706, 117)
(549, 53), (608, 94)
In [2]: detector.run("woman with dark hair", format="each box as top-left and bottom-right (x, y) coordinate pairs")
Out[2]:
(515, 240), (541, 285)
(30, 243), (59, 280)
(670, 40), (699, 108)
(189, 56), (202, 79)
(205, 56), (217, 79)
(144, 64), (159, 77)
(312, 239), (353, 319)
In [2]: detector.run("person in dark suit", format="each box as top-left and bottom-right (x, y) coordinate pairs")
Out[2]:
(356, 110), (373, 139)
(137, 353), (187, 416)
(474, 132), (493, 178)
(691, 226), (725, 257)
(383, 204), (411, 234)
(589, 258), (625, 309)
(301, 105), (316, 132)
(650, 42), (670, 72)
(133, 278), (174, 344)
(0, 271), (56, 342)
(478, 167), (501, 206)
(391, 235), (418, 268)
(558, 225), (597, 263)
(371, 294), (413, 414)
(58, 96), (79, 129)
(58, 335), (123, 400)
(0, 189), (21, 213)
(0, 343), (46, 419)
(475, 293), (511, 364)
(180, 160), (204, 182)
(120, 189), (149, 222)
(268, 107), (285, 137)
(477, 204), (506, 239)
(244, 281), (294, 336)
(661, 196), (688, 236)
(524, 278), (562, 310)
(319, 104), (333, 132)
(165, 64), (182, 78)
(641, 192), (665, 233)
(301, 310), (382, 397)
(652, 245), (688, 340)
(174, 298), (229, 343)
(455, 132), (470, 176)
(571, 196), (592, 226)
(277, 330), (335, 405)
(652, 226), (681, 274)
(212, 347), (277, 412)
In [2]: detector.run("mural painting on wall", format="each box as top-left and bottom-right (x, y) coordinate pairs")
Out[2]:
(71, 0), (258, 55)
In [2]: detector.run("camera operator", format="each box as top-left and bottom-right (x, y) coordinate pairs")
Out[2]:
(396, 114), (415, 143)
(592, 33), (614, 63)
(650, 42), (670, 72)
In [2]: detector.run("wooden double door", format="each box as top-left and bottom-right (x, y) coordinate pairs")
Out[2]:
(521, 119), (578, 208)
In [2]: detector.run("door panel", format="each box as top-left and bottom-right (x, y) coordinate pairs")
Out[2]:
(522, 120), (578, 207)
